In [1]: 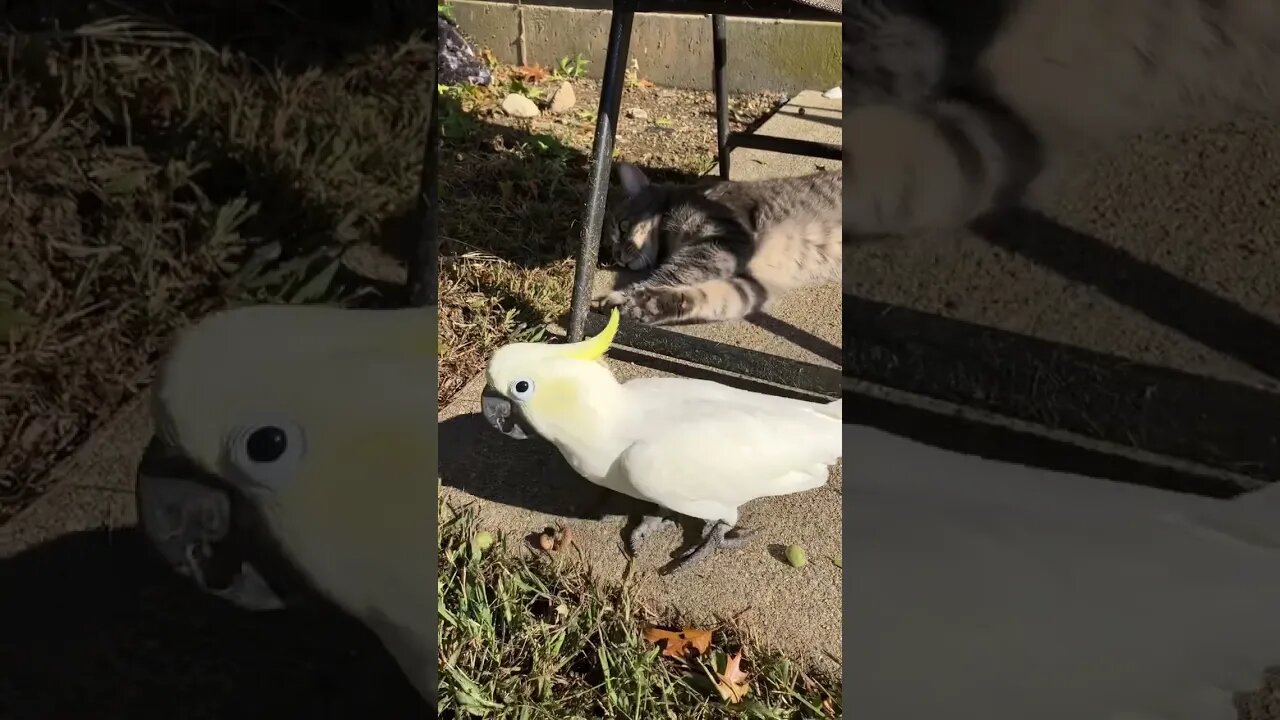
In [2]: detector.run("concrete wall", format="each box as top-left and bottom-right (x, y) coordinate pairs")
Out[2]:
(448, 0), (840, 92)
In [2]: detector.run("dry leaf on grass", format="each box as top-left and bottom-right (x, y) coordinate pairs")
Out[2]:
(511, 64), (550, 82)
(714, 651), (751, 703)
(641, 626), (713, 659)
(822, 696), (837, 717)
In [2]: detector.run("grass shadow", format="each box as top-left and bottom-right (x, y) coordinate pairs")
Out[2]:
(4, 0), (439, 76)
(0, 527), (425, 719)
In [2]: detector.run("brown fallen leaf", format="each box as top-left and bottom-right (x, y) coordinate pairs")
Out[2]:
(822, 696), (837, 717)
(511, 64), (550, 82)
(714, 651), (751, 703)
(642, 626), (714, 659)
(635, 77), (655, 88)
(682, 627), (713, 656)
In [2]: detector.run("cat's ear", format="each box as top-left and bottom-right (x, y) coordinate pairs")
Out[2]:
(616, 162), (651, 197)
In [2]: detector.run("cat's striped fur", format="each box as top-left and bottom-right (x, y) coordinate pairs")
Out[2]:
(845, 0), (1280, 238)
(593, 163), (841, 325)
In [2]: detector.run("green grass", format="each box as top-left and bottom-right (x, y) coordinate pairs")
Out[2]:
(438, 500), (842, 719)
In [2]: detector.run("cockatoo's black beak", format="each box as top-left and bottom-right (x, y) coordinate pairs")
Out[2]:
(135, 435), (288, 611)
(481, 386), (531, 440)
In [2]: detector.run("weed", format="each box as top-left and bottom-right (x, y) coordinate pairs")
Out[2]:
(554, 53), (590, 80)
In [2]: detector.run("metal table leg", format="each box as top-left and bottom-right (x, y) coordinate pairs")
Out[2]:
(711, 13), (730, 180)
(566, 0), (636, 341)
(407, 70), (440, 308)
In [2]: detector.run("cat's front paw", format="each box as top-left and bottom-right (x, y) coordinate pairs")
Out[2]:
(615, 287), (690, 325)
(591, 290), (630, 313)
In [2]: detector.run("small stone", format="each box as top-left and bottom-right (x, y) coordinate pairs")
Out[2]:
(626, 107), (649, 120)
(548, 81), (576, 113)
(501, 93), (540, 118)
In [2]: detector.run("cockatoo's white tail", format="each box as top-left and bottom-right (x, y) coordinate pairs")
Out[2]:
(844, 423), (1280, 720)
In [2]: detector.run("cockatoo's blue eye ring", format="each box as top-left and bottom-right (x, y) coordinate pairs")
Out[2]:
(246, 426), (288, 463)
(509, 379), (535, 401)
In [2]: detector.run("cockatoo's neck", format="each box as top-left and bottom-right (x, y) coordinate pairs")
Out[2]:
(534, 361), (627, 451)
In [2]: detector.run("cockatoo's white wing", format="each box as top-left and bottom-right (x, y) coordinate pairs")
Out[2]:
(619, 383), (840, 524)
(846, 423), (1280, 720)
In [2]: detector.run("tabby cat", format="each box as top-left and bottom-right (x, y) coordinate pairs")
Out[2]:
(844, 0), (1280, 239)
(593, 163), (842, 325)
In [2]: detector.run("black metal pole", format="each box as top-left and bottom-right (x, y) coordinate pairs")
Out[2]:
(712, 13), (730, 180)
(566, 1), (636, 341)
(407, 65), (440, 308)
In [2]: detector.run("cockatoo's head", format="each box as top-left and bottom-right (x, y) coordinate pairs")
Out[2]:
(482, 308), (621, 443)
(136, 304), (436, 619)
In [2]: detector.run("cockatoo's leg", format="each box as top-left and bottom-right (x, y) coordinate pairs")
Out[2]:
(627, 514), (679, 555)
(665, 520), (750, 574)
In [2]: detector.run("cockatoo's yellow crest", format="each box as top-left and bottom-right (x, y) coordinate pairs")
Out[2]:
(562, 307), (619, 361)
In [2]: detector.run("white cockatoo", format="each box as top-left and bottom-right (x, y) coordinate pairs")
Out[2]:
(846, 422), (1280, 720)
(481, 308), (842, 572)
(135, 304), (435, 705)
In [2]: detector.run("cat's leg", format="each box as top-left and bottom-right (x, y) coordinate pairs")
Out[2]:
(618, 276), (774, 326)
(844, 100), (1042, 239)
(592, 243), (742, 325)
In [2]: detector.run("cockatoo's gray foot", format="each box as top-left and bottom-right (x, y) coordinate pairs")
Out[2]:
(627, 514), (678, 555)
(664, 520), (750, 574)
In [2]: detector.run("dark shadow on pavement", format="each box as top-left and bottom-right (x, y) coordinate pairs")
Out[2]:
(973, 206), (1280, 382)
(746, 313), (842, 366)
(438, 411), (734, 562)
(438, 412), (640, 521)
(0, 528), (425, 720)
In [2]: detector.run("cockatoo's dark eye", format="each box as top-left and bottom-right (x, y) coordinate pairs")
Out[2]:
(246, 426), (287, 463)
(228, 416), (306, 489)
(509, 378), (535, 401)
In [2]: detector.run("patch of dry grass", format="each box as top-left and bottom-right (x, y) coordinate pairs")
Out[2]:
(0, 18), (436, 519)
